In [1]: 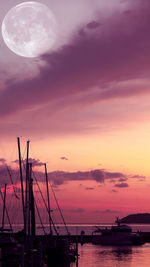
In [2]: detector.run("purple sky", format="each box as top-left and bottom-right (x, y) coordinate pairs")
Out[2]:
(0, 0), (150, 138)
(1, 0), (150, 223)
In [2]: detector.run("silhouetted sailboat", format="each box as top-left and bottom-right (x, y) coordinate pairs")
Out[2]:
(0, 137), (77, 266)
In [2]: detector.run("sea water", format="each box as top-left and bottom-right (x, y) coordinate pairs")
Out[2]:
(71, 243), (150, 267)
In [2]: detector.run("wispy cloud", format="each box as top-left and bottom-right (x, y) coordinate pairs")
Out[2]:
(69, 208), (85, 213)
(112, 189), (118, 193)
(0, 158), (6, 164)
(48, 169), (126, 185)
(131, 175), (146, 179)
(114, 182), (129, 188)
(85, 187), (95, 190)
(118, 178), (128, 182)
(13, 158), (44, 167)
(60, 156), (68, 161)
(93, 209), (121, 214)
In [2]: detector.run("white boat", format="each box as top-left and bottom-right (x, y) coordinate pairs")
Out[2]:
(92, 218), (144, 246)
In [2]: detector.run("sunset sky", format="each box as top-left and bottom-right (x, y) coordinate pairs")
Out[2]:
(0, 0), (150, 224)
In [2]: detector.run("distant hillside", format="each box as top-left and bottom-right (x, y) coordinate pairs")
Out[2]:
(120, 213), (150, 224)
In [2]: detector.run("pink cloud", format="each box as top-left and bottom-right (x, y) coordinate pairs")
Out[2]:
(114, 182), (129, 188)
(1, 0), (150, 119)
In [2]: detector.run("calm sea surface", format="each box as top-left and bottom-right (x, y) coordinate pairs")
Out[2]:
(71, 243), (150, 267)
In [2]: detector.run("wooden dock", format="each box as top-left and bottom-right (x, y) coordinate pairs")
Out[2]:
(48, 232), (150, 244)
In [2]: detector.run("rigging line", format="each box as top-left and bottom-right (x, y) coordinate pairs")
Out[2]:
(5, 186), (18, 222)
(12, 151), (23, 186)
(21, 158), (58, 235)
(14, 169), (20, 186)
(33, 172), (59, 235)
(50, 182), (70, 235)
(10, 165), (19, 189)
(5, 164), (19, 199)
(32, 170), (59, 235)
(0, 189), (13, 232)
(22, 141), (27, 161)
(34, 198), (46, 235)
(34, 199), (54, 249)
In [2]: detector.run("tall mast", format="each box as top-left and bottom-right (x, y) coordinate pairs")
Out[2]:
(26, 163), (35, 237)
(25, 140), (30, 235)
(30, 163), (35, 237)
(27, 162), (31, 236)
(25, 141), (30, 203)
(1, 183), (7, 229)
(25, 141), (35, 237)
(44, 163), (52, 235)
(17, 137), (26, 232)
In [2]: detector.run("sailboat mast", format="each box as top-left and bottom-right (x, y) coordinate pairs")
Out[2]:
(25, 141), (29, 204)
(30, 163), (35, 237)
(28, 162), (31, 236)
(44, 163), (52, 235)
(25, 140), (30, 235)
(1, 183), (7, 229)
(25, 141), (35, 237)
(17, 137), (26, 232)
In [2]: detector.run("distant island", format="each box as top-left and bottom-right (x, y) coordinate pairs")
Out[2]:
(120, 213), (150, 224)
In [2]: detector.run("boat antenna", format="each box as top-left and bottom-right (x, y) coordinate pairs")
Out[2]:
(115, 217), (120, 226)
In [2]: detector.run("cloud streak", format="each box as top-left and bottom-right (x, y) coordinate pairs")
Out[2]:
(60, 156), (68, 161)
(1, 0), (150, 120)
(13, 158), (44, 167)
(114, 182), (129, 188)
(93, 209), (120, 214)
(0, 158), (6, 164)
(49, 169), (125, 185)
(69, 208), (85, 213)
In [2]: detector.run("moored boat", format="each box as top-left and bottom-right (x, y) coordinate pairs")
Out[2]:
(92, 217), (144, 246)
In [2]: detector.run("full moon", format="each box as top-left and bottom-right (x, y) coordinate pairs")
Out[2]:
(1, 2), (57, 58)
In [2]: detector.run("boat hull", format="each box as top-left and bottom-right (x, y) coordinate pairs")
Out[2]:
(92, 232), (144, 246)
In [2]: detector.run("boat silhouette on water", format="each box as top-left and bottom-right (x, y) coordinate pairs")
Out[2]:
(92, 217), (145, 246)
